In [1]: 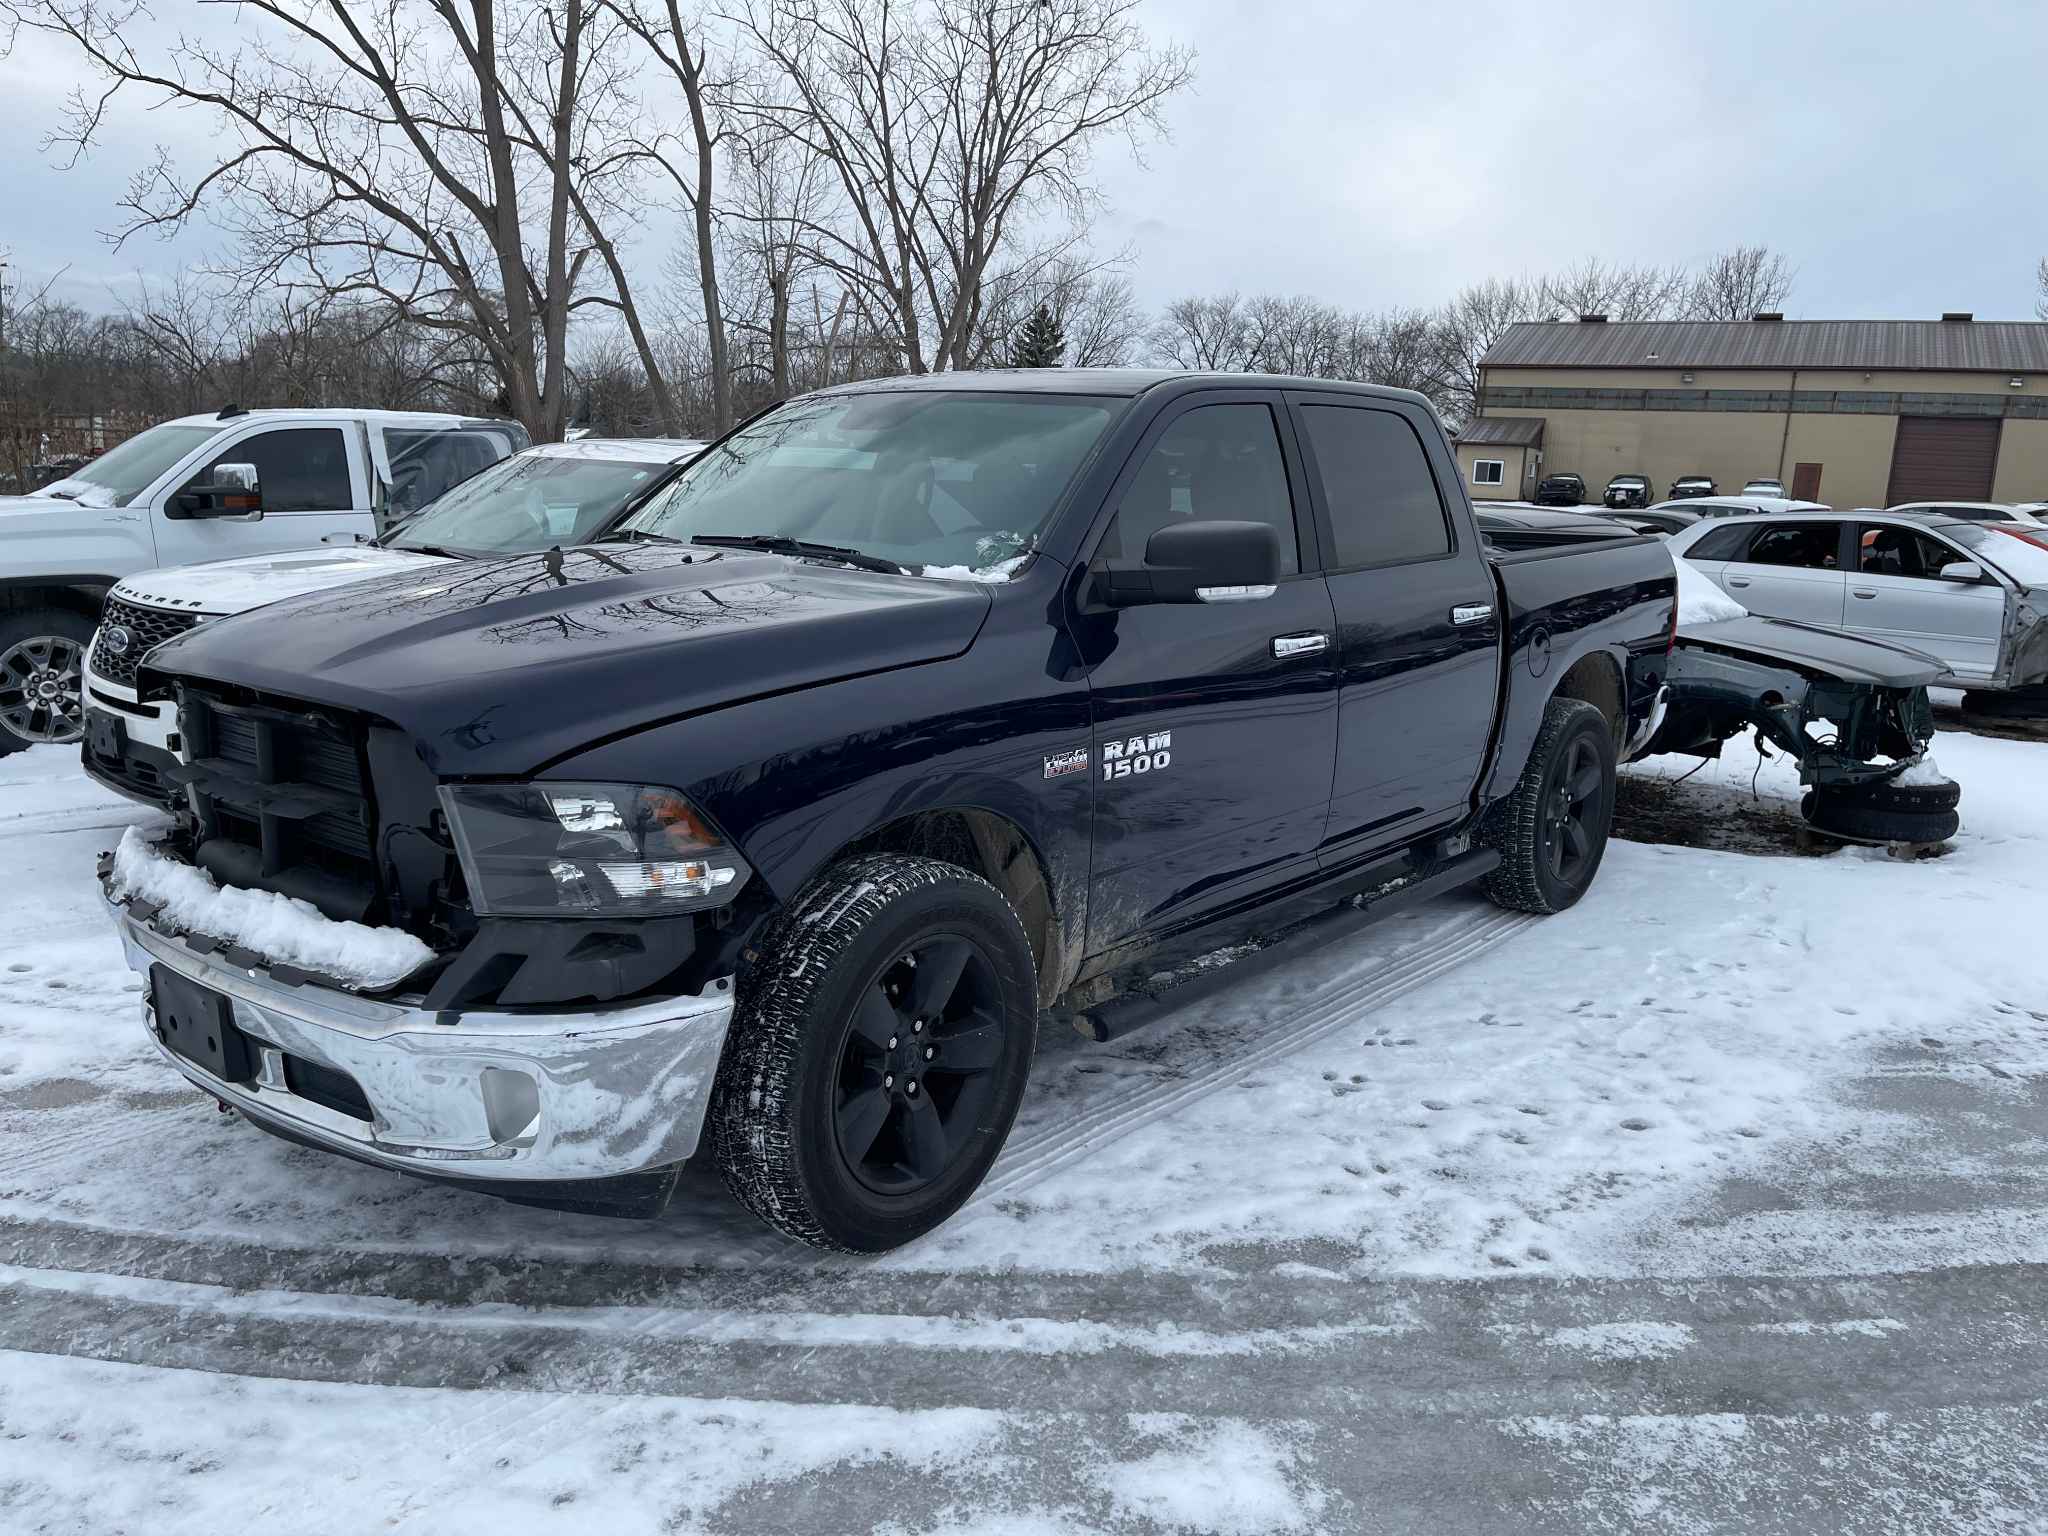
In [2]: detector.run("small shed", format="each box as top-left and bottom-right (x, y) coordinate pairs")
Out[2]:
(1454, 417), (1545, 500)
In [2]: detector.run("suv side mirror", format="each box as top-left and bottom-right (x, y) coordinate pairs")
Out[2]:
(1097, 520), (1282, 607)
(171, 462), (264, 521)
(1938, 560), (1986, 583)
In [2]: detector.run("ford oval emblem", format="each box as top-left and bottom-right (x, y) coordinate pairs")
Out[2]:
(104, 625), (134, 657)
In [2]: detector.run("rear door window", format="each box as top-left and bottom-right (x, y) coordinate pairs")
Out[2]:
(1684, 523), (1754, 561)
(1297, 404), (1451, 568)
(1743, 523), (1842, 570)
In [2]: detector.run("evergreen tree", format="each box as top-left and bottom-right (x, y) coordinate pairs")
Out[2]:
(1009, 303), (1066, 368)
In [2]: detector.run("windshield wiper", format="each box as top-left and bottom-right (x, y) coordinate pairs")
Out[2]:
(691, 532), (908, 575)
(389, 542), (471, 560)
(44, 488), (78, 501)
(594, 527), (687, 546)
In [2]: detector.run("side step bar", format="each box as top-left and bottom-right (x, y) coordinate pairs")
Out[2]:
(1070, 846), (1502, 1043)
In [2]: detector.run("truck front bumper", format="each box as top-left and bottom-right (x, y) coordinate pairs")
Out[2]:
(104, 882), (735, 1204)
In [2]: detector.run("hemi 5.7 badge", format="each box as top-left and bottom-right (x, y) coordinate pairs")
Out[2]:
(1043, 747), (1091, 780)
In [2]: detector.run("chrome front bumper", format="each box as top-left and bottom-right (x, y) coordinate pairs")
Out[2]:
(106, 890), (735, 1186)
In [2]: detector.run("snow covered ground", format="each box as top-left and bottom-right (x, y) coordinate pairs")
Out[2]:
(4, 726), (2048, 1532)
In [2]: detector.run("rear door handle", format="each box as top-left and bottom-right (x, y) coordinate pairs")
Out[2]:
(1450, 603), (1494, 626)
(1727, 578), (1751, 588)
(1272, 632), (1329, 659)
(1851, 589), (1877, 599)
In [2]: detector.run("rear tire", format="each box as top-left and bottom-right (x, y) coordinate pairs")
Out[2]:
(0, 608), (94, 755)
(710, 854), (1038, 1252)
(1480, 697), (1616, 915)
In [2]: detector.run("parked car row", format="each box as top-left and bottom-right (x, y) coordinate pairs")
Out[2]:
(1534, 473), (1791, 509)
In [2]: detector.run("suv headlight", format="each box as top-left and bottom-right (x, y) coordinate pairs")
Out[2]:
(439, 782), (752, 917)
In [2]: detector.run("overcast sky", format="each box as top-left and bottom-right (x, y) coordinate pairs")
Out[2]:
(2, 0), (2043, 324)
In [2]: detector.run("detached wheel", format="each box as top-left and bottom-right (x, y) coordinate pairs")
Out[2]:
(1480, 697), (1616, 914)
(0, 608), (94, 755)
(1802, 788), (1959, 844)
(710, 854), (1038, 1252)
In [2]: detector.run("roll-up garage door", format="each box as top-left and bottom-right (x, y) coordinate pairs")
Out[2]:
(1885, 416), (2001, 504)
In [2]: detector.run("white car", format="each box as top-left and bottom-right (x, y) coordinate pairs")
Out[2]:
(1667, 508), (2048, 694)
(1647, 495), (1831, 519)
(1, 407), (526, 754)
(1740, 478), (1787, 497)
(1886, 500), (2045, 526)
(80, 437), (704, 805)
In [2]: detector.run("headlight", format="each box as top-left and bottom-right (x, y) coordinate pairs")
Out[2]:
(438, 782), (752, 917)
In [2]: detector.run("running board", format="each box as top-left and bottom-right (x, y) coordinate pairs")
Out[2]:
(1070, 846), (1502, 1043)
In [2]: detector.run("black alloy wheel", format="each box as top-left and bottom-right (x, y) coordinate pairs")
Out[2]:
(1543, 732), (1606, 887)
(833, 934), (1007, 1196)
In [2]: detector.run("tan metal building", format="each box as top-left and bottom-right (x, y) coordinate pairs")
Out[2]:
(1456, 315), (2048, 508)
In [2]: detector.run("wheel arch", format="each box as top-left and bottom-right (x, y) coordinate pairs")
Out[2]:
(0, 577), (113, 621)
(833, 806), (1070, 1008)
(1549, 649), (1626, 751)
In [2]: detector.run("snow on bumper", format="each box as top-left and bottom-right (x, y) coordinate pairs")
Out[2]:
(101, 855), (735, 1184)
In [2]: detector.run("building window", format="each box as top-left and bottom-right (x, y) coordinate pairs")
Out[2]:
(1472, 459), (1505, 486)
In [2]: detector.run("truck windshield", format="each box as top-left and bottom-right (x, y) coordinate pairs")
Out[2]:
(59, 422), (224, 507)
(383, 451), (675, 556)
(618, 391), (1120, 575)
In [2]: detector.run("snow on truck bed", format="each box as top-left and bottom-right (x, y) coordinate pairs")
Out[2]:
(109, 827), (433, 990)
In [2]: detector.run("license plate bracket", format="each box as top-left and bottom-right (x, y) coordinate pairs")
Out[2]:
(86, 709), (127, 760)
(149, 964), (257, 1084)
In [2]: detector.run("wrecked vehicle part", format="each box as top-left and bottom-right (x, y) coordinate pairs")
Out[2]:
(1645, 619), (1944, 796)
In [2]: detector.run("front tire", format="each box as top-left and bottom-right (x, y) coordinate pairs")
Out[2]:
(0, 608), (95, 755)
(710, 854), (1039, 1252)
(1479, 697), (1616, 914)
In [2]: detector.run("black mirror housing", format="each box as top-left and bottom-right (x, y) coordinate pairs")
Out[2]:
(1097, 520), (1282, 608)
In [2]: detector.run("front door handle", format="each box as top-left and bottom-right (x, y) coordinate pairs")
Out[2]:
(1851, 589), (1877, 599)
(1450, 602), (1494, 626)
(1272, 632), (1329, 659)
(1727, 577), (1751, 588)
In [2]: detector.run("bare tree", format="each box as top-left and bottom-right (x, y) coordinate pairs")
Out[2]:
(1048, 263), (1148, 368)
(7, 0), (664, 441)
(729, 0), (1194, 374)
(1683, 245), (1797, 321)
(1151, 292), (1255, 371)
(1539, 257), (1688, 322)
(1433, 276), (1543, 423)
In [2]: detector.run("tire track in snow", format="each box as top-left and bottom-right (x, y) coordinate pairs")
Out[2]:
(977, 906), (1535, 1204)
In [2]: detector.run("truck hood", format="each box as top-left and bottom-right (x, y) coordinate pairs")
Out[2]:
(113, 545), (448, 618)
(1675, 614), (1946, 688)
(0, 493), (128, 526)
(143, 543), (995, 775)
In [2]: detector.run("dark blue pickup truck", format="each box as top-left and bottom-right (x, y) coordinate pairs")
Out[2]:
(103, 371), (1676, 1250)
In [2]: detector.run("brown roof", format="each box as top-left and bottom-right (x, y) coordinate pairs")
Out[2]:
(1485, 319), (2048, 373)
(1456, 417), (1545, 446)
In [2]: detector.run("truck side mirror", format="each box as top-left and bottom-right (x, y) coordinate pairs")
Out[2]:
(1938, 560), (1985, 583)
(170, 462), (264, 521)
(1097, 520), (1282, 607)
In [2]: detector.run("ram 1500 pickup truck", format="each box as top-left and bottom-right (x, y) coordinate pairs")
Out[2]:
(101, 371), (1676, 1251)
(1, 406), (524, 755)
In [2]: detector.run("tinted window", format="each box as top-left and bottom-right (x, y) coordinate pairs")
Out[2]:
(187, 428), (353, 514)
(1098, 403), (1298, 573)
(1744, 523), (1841, 570)
(1300, 405), (1449, 567)
(1684, 524), (1754, 561)
(1858, 524), (1968, 580)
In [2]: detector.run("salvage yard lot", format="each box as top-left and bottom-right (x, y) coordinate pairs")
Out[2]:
(3, 729), (2047, 1533)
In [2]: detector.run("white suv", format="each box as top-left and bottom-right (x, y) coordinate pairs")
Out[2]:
(0, 407), (526, 754)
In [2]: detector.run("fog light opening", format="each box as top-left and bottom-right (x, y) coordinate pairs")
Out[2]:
(480, 1067), (541, 1146)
